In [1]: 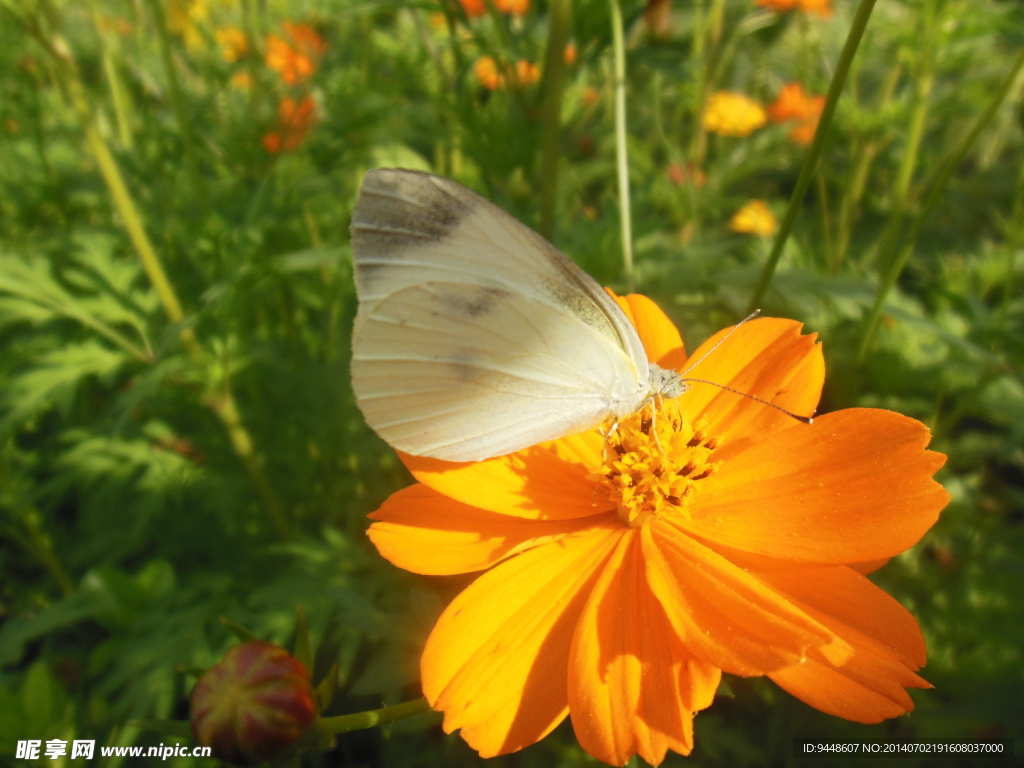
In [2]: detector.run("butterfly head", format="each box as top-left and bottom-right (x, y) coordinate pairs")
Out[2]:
(647, 363), (689, 400)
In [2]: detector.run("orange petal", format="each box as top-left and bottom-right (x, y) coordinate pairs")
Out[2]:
(569, 530), (719, 766)
(770, 658), (925, 723)
(612, 293), (686, 365)
(401, 444), (612, 520)
(675, 318), (824, 451)
(368, 484), (614, 575)
(642, 520), (849, 676)
(768, 596), (929, 723)
(422, 524), (622, 757)
(684, 408), (950, 563)
(849, 558), (891, 575)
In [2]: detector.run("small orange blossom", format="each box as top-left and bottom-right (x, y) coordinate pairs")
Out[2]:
(230, 70), (253, 90)
(459, 0), (530, 17)
(367, 295), (948, 766)
(667, 162), (706, 189)
(265, 22), (326, 86)
(756, 0), (833, 17)
(515, 59), (541, 86)
(769, 82), (825, 145)
(474, 56), (500, 90)
(262, 95), (317, 154)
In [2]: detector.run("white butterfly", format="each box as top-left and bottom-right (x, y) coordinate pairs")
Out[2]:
(350, 169), (779, 463)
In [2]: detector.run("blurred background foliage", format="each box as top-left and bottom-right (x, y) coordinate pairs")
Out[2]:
(0, 0), (1022, 765)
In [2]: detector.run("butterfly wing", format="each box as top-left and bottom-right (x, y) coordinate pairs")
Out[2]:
(350, 169), (650, 461)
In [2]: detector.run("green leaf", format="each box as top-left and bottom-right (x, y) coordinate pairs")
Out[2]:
(1, 340), (131, 431)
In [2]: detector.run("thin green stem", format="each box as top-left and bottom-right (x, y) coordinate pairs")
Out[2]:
(87, 0), (134, 151)
(832, 60), (900, 272)
(147, 0), (207, 207)
(816, 170), (834, 270)
(857, 45), (1024, 361)
(319, 698), (432, 735)
(538, 0), (572, 240)
(870, 2), (937, 273)
(689, 0), (726, 168)
(746, 0), (877, 313)
(4, 510), (75, 597)
(609, 0), (634, 291)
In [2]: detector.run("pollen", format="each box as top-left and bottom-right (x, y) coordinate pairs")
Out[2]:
(591, 403), (721, 528)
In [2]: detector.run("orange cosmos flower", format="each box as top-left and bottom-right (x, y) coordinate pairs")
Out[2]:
(474, 56), (501, 90)
(702, 91), (767, 137)
(730, 199), (777, 236)
(367, 296), (949, 766)
(262, 95), (317, 154)
(459, 0), (529, 16)
(667, 162), (706, 189)
(265, 22), (326, 86)
(230, 70), (253, 90)
(756, 0), (833, 16)
(769, 82), (825, 145)
(515, 59), (540, 86)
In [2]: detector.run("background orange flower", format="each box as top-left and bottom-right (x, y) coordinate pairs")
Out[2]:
(265, 22), (326, 85)
(474, 56), (500, 90)
(769, 83), (825, 144)
(459, 0), (529, 17)
(262, 95), (317, 154)
(515, 59), (540, 86)
(367, 296), (948, 766)
(756, 0), (833, 16)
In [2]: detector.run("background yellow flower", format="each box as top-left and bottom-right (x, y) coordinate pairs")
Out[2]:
(730, 200), (778, 236)
(702, 91), (767, 137)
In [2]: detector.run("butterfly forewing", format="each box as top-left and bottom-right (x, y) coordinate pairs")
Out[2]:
(350, 169), (651, 461)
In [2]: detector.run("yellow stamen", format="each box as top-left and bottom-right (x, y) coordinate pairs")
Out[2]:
(590, 403), (721, 528)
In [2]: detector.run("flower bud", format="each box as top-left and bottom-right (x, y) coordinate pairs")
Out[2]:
(191, 641), (317, 766)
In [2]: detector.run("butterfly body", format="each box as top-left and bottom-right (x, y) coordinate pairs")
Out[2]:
(350, 168), (687, 462)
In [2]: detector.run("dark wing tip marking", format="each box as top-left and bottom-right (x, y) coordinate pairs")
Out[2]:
(351, 169), (474, 259)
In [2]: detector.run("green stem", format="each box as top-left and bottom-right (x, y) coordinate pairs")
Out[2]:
(538, 0), (572, 240)
(609, 0), (634, 291)
(689, 0), (726, 168)
(832, 60), (900, 272)
(319, 698), (432, 735)
(4, 510), (76, 597)
(857, 45), (1024, 361)
(87, 0), (134, 151)
(147, 0), (207, 207)
(870, 4), (937, 273)
(816, 170), (833, 270)
(746, 0), (877, 313)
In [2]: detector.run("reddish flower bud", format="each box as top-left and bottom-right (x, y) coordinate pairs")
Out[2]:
(191, 641), (317, 766)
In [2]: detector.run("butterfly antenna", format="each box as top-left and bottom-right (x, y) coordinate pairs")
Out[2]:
(680, 377), (815, 424)
(681, 310), (761, 376)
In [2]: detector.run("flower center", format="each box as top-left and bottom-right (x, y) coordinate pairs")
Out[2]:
(592, 403), (722, 529)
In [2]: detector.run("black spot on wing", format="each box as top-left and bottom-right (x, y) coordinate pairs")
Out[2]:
(351, 169), (473, 260)
(431, 284), (506, 319)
